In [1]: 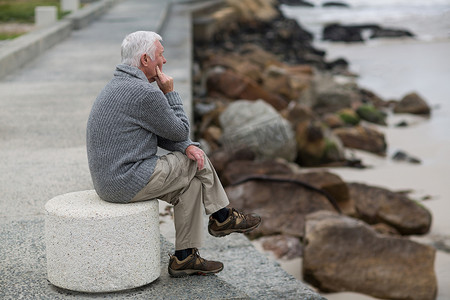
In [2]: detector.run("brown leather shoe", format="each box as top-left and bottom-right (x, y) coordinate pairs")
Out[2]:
(208, 208), (261, 237)
(168, 248), (223, 277)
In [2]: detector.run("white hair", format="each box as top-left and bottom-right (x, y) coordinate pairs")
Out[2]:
(120, 31), (162, 67)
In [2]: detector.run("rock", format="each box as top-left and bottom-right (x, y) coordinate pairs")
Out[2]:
(323, 24), (413, 43)
(395, 120), (409, 127)
(225, 177), (338, 238)
(198, 100), (226, 134)
(337, 108), (360, 125)
(333, 125), (386, 156)
(204, 52), (264, 83)
(392, 150), (421, 164)
(321, 113), (344, 128)
(209, 148), (256, 177)
(266, 17), (319, 65)
(221, 159), (293, 186)
(325, 57), (349, 72)
(239, 44), (283, 70)
(370, 27), (414, 39)
(322, 1), (349, 8)
(202, 126), (222, 152)
(348, 183), (432, 235)
(295, 120), (346, 166)
(263, 64), (313, 101)
(393, 92), (431, 115)
(371, 223), (400, 236)
(278, 0), (314, 7)
(260, 235), (303, 259)
(322, 23), (379, 42)
(261, 65), (298, 100)
(281, 102), (317, 128)
(206, 68), (288, 110)
(358, 88), (389, 108)
(356, 104), (387, 125)
(303, 211), (437, 300)
(219, 100), (297, 161)
(294, 171), (353, 215)
(224, 0), (281, 23)
(312, 73), (360, 114)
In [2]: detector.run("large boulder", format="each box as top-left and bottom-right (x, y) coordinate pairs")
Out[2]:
(393, 92), (431, 115)
(219, 100), (297, 161)
(303, 211), (437, 300)
(333, 125), (386, 155)
(349, 183), (432, 235)
(225, 176), (337, 238)
(221, 159), (293, 186)
(294, 171), (352, 214)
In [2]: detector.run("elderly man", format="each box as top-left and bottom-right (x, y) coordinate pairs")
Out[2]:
(86, 31), (261, 277)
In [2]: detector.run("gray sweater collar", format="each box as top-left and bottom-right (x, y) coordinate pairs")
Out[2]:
(114, 64), (148, 82)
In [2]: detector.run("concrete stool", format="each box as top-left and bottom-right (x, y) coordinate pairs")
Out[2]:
(45, 190), (160, 293)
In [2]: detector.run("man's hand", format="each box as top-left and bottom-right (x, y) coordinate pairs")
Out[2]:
(155, 66), (173, 94)
(186, 145), (205, 170)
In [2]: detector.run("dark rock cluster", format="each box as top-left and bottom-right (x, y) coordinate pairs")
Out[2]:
(323, 23), (415, 42)
(192, 1), (436, 298)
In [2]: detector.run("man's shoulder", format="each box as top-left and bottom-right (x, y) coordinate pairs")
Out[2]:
(112, 73), (157, 91)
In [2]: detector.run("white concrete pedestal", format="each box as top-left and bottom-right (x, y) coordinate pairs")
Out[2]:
(61, 0), (79, 12)
(35, 6), (57, 28)
(45, 190), (160, 293)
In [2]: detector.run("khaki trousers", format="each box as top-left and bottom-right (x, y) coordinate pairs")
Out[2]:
(131, 151), (230, 250)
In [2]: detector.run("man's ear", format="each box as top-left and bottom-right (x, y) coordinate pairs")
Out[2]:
(140, 54), (148, 66)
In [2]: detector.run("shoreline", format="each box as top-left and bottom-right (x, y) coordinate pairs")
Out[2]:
(252, 37), (450, 299)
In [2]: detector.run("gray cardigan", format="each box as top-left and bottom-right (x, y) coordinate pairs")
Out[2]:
(86, 64), (197, 203)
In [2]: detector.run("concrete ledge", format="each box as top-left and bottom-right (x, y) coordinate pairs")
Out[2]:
(0, 0), (120, 80)
(66, 0), (120, 30)
(0, 20), (72, 80)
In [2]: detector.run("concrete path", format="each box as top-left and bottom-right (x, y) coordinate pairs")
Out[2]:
(0, 0), (323, 299)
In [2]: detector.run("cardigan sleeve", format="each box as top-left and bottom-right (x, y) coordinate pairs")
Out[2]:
(157, 136), (200, 153)
(138, 90), (191, 142)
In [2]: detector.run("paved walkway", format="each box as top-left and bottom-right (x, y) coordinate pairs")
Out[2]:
(0, 1), (323, 299)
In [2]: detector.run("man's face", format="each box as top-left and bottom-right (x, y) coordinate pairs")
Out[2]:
(141, 40), (167, 82)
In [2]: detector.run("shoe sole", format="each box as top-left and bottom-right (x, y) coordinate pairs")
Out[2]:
(168, 265), (224, 277)
(208, 219), (261, 237)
